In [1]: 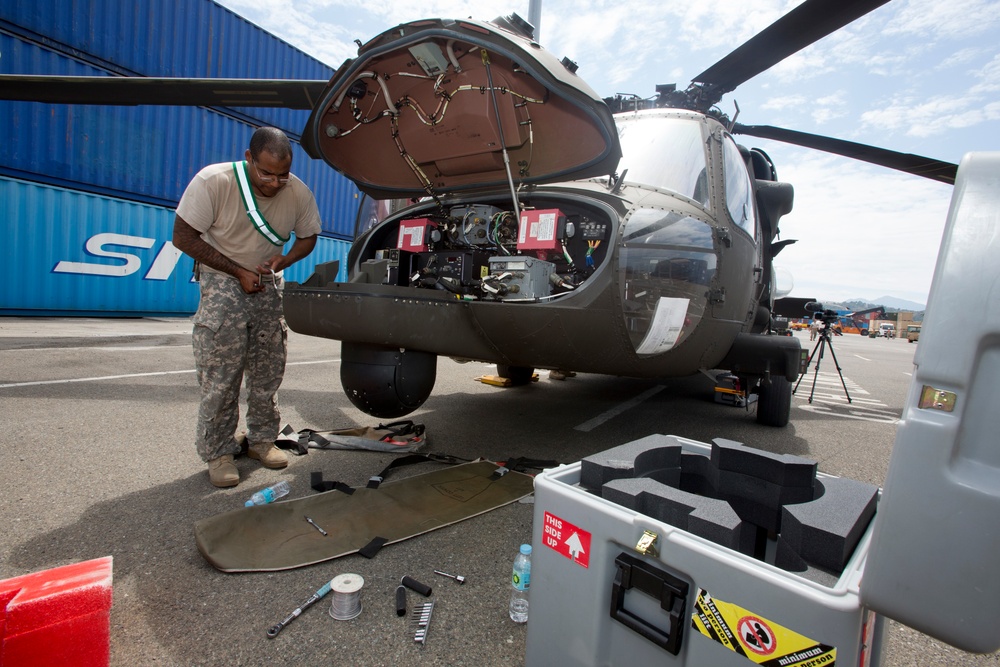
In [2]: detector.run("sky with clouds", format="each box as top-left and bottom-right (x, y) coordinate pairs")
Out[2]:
(216, 0), (1000, 307)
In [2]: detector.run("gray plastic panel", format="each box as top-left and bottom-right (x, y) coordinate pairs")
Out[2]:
(861, 153), (1000, 653)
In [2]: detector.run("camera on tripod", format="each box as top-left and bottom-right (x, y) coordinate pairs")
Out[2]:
(805, 301), (839, 327)
(795, 301), (852, 404)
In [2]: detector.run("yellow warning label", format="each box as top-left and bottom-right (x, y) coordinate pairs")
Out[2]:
(691, 589), (837, 666)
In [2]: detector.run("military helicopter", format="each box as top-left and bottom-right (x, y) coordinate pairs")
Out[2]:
(0, 0), (958, 428)
(276, 1), (957, 428)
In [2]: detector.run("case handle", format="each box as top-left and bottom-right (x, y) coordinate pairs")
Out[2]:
(610, 552), (689, 655)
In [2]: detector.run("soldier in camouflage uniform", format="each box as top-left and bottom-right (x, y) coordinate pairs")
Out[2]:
(173, 127), (323, 487)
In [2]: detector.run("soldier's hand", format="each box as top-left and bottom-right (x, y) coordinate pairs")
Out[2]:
(237, 268), (265, 294)
(258, 254), (287, 274)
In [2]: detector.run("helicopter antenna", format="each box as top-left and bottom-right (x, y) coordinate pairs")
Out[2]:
(727, 100), (741, 132)
(528, 0), (542, 40)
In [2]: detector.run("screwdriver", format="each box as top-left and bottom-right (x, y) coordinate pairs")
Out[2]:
(433, 569), (466, 584)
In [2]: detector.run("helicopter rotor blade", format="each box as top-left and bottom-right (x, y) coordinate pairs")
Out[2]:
(692, 0), (890, 106)
(732, 123), (957, 185)
(0, 75), (328, 109)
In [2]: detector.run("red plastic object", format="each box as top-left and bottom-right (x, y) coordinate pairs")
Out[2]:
(0, 556), (113, 667)
(396, 218), (437, 252)
(517, 208), (565, 251)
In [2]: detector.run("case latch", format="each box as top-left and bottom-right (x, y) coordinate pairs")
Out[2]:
(635, 530), (658, 557)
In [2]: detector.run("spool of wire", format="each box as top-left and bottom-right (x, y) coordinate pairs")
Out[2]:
(328, 573), (364, 620)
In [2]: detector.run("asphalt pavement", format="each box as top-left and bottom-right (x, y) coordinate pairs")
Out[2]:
(0, 318), (996, 666)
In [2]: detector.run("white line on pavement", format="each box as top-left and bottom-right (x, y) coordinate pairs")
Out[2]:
(0, 359), (339, 389)
(574, 385), (667, 432)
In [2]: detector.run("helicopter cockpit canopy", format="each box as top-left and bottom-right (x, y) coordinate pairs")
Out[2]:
(616, 111), (711, 207)
(616, 110), (758, 241)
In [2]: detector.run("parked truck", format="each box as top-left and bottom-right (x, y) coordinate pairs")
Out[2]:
(869, 320), (897, 338)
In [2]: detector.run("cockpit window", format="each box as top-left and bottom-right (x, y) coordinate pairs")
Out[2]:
(619, 207), (716, 355)
(722, 135), (756, 239)
(616, 116), (710, 207)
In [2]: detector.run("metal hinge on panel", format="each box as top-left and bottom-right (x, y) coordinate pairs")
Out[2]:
(717, 228), (732, 247)
(918, 386), (957, 412)
(708, 288), (726, 304)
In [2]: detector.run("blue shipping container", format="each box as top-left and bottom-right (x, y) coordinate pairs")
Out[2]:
(0, 32), (361, 238)
(0, 0), (335, 134)
(1, 176), (349, 316)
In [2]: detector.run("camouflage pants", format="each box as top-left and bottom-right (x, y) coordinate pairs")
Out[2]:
(192, 271), (287, 462)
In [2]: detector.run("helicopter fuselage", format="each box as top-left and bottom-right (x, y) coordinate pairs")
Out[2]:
(283, 110), (801, 419)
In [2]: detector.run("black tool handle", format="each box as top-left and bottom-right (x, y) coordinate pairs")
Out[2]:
(401, 575), (432, 597)
(395, 585), (407, 616)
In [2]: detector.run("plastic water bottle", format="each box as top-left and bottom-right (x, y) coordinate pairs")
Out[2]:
(509, 543), (532, 623)
(245, 480), (291, 507)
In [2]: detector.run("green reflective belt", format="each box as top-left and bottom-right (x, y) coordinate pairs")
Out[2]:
(232, 160), (289, 246)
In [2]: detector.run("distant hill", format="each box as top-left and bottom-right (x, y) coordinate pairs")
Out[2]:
(875, 296), (926, 311)
(841, 296), (926, 312)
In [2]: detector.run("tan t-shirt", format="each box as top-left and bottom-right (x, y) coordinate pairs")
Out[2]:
(176, 161), (323, 273)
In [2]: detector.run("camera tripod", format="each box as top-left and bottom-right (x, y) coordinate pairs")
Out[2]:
(793, 321), (852, 404)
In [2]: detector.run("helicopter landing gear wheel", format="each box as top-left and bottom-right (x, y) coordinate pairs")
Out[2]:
(496, 364), (535, 385)
(756, 375), (792, 427)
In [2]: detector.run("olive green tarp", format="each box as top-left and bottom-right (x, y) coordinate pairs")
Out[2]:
(194, 461), (534, 572)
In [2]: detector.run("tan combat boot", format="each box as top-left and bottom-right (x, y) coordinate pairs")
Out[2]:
(208, 454), (239, 487)
(248, 442), (288, 469)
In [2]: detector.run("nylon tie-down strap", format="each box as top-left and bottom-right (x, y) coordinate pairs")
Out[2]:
(365, 452), (469, 489)
(358, 537), (389, 559)
(309, 472), (355, 495)
(275, 422), (428, 456)
(500, 456), (561, 473)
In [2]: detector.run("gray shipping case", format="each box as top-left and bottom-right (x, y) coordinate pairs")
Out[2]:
(525, 153), (1000, 666)
(525, 437), (883, 667)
